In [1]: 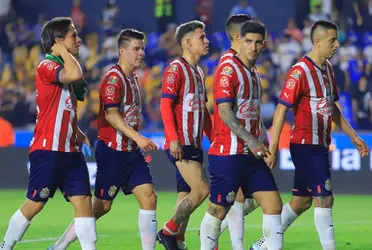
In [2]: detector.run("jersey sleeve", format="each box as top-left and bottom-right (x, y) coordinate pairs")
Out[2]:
(100, 73), (123, 109)
(278, 66), (304, 108)
(161, 64), (182, 100)
(214, 64), (237, 105)
(37, 60), (64, 84)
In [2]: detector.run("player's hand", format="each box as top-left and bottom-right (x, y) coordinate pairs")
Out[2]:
(170, 140), (184, 161)
(265, 146), (278, 169)
(351, 135), (369, 157)
(248, 137), (270, 159)
(135, 135), (157, 152)
(51, 42), (68, 56)
(76, 129), (90, 147)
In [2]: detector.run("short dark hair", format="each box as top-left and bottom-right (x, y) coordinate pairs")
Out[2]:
(310, 20), (339, 43)
(117, 29), (145, 49)
(226, 14), (252, 40)
(175, 20), (205, 45)
(240, 20), (266, 40)
(41, 17), (73, 53)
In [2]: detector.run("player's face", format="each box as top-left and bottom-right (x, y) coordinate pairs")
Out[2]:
(189, 28), (210, 56)
(121, 39), (145, 69)
(61, 24), (81, 56)
(318, 29), (340, 59)
(240, 33), (266, 62)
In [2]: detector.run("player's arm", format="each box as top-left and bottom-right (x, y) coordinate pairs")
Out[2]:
(105, 108), (156, 152)
(218, 102), (268, 158)
(203, 105), (214, 143)
(332, 103), (369, 157)
(160, 67), (184, 159)
(51, 43), (83, 84)
(259, 118), (269, 147)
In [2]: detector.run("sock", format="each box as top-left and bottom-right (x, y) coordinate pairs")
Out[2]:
(243, 198), (260, 216)
(314, 208), (336, 250)
(2, 209), (31, 249)
(262, 214), (283, 250)
(138, 209), (157, 250)
(226, 202), (244, 250)
(256, 203), (299, 249)
(163, 218), (179, 235)
(175, 234), (187, 249)
(200, 212), (221, 250)
(53, 220), (78, 249)
(75, 217), (97, 250)
(219, 218), (229, 236)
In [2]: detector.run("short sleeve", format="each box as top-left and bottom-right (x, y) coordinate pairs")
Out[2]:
(278, 67), (304, 108)
(100, 73), (123, 109)
(161, 64), (182, 100)
(37, 60), (64, 84)
(214, 64), (237, 105)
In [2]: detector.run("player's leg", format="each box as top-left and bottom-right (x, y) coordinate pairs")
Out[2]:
(62, 152), (97, 250)
(128, 153), (157, 250)
(160, 147), (208, 246)
(247, 160), (283, 250)
(200, 155), (241, 250)
(219, 188), (245, 250)
(173, 172), (192, 250)
(1, 150), (62, 250)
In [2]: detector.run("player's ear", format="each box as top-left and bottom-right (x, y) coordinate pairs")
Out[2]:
(263, 40), (268, 50)
(233, 32), (240, 42)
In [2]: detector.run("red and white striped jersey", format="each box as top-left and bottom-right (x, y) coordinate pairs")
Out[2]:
(278, 56), (339, 147)
(161, 57), (207, 149)
(30, 59), (79, 153)
(218, 48), (237, 65)
(210, 55), (262, 156)
(98, 65), (142, 152)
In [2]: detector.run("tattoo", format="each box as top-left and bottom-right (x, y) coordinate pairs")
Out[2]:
(207, 206), (218, 216)
(200, 168), (209, 184)
(173, 198), (193, 224)
(218, 102), (260, 149)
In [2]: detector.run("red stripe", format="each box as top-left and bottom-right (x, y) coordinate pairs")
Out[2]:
(32, 189), (37, 198)
(317, 185), (321, 193)
(217, 194), (222, 203)
(100, 189), (104, 197)
(58, 110), (70, 151)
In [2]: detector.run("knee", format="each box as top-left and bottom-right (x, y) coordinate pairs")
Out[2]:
(262, 197), (283, 215)
(139, 190), (157, 210)
(314, 195), (333, 208)
(207, 203), (230, 221)
(290, 196), (313, 214)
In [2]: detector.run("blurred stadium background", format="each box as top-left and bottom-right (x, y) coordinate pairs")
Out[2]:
(0, 0), (371, 249)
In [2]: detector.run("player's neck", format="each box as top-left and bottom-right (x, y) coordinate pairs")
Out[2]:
(236, 53), (255, 70)
(230, 42), (240, 53)
(182, 52), (200, 67)
(307, 50), (327, 69)
(118, 59), (134, 76)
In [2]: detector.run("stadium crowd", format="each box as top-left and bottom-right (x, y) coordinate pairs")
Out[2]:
(0, 0), (372, 146)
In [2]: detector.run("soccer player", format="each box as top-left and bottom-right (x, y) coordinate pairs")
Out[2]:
(199, 20), (283, 250)
(157, 20), (213, 250)
(250, 20), (369, 250)
(48, 29), (158, 250)
(0, 17), (97, 250)
(217, 14), (265, 250)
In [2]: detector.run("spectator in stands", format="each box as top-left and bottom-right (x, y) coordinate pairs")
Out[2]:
(71, 0), (86, 35)
(347, 48), (370, 88)
(230, 0), (257, 18)
(284, 18), (303, 44)
(302, 18), (313, 52)
(0, 115), (14, 147)
(100, 0), (119, 34)
(274, 34), (302, 73)
(15, 17), (33, 47)
(159, 23), (181, 57)
(352, 75), (372, 129)
(31, 14), (46, 46)
(308, 2), (330, 22)
(0, 0), (12, 24)
(352, 0), (372, 31)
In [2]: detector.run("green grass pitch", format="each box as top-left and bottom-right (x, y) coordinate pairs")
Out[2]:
(0, 191), (371, 249)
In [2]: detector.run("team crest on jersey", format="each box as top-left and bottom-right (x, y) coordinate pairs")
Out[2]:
(226, 191), (236, 203)
(220, 76), (229, 88)
(290, 69), (301, 79)
(325, 179), (332, 191)
(166, 74), (175, 84)
(222, 66), (233, 76)
(40, 187), (50, 199)
(286, 79), (296, 89)
(108, 75), (118, 84)
(108, 185), (117, 197)
(46, 61), (58, 71)
(105, 85), (115, 96)
(168, 64), (178, 72)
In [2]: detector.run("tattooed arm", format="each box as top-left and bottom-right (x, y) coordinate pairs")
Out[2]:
(218, 102), (269, 158)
